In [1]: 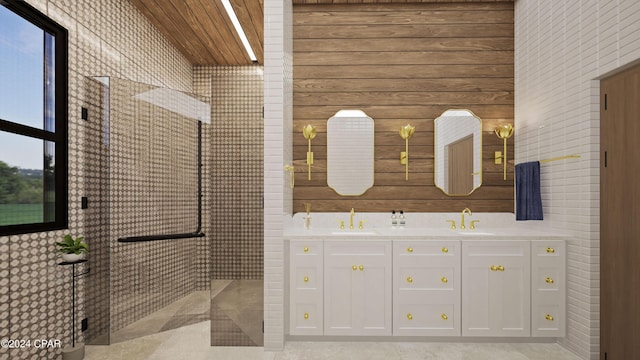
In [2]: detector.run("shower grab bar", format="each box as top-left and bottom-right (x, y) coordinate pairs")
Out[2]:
(118, 121), (205, 243)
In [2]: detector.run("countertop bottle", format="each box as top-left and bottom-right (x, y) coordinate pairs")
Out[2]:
(391, 210), (397, 227)
(398, 210), (406, 227)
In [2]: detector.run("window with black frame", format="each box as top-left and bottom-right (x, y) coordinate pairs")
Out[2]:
(0, 0), (68, 235)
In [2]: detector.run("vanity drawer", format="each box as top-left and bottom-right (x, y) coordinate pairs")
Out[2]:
(291, 266), (321, 290)
(532, 302), (564, 336)
(290, 296), (323, 335)
(394, 303), (459, 336)
(532, 241), (565, 258)
(291, 242), (322, 256)
(394, 241), (459, 256)
(396, 266), (456, 291)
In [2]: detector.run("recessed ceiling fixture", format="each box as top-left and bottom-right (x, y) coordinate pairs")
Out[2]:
(221, 0), (257, 62)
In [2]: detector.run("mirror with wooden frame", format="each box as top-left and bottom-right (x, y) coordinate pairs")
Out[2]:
(434, 109), (482, 196)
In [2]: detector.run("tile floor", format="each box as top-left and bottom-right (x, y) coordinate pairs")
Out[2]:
(85, 321), (584, 360)
(211, 279), (264, 346)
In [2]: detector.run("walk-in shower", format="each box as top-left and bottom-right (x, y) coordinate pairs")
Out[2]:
(83, 76), (210, 345)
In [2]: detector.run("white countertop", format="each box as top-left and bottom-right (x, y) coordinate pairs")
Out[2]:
(283, 212), (569, 240)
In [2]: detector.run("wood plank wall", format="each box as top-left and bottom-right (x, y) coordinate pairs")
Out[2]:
(292, 2), (514, 214)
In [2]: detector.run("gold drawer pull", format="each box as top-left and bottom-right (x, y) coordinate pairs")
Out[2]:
(441, 247), (448, 253)
(352, 265), (357, 271)
(546, 247), (555, 254)
(303, 247), (309, 253)
(545, 314), (554, 321)
(359, 265), (364, 271)
(545, 277), (554, 284)
(304, 313), (309, 320)
(497, 265), (505, 271)
(407, 276), (413, 283)
(441, 313), (448, 321)
(441, 277), (448, 284)
(407, 247), (413, 253)
(303, 276), (309, 283)
(490, 265), (498, 271)
(407, 313), (413, 320)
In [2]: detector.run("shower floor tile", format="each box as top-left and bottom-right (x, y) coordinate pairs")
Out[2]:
(211, 279), (264, 346)
(110, 291), (210, 344)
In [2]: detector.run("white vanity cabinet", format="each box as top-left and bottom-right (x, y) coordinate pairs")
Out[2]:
(462, 240), (531, 337)
(324, 240), (392, 336)
(289, 240), (323, 335)
(393, 240), (461, 336)
(531, 241), (566, 337)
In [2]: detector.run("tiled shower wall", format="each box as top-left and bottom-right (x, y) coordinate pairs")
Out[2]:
(194, 66), (264, 280)
(515, 1), (640, 359)
(0, 0), (193, 358)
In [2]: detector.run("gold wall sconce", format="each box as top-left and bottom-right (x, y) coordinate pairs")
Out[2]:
(302, 124), (317, 180)
(399, 124), (415, 181)
(494, 124), (514, 180)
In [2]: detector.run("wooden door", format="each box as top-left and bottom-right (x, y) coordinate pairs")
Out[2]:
(601, 63), (640, 359)
(448, 135), (474, 194)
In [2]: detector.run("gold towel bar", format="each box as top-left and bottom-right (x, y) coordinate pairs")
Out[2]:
(539, 155), (581, 164)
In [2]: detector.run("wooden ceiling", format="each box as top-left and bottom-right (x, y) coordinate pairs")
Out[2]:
(129, 0), (513, 66)
(292, 0), (512, 3)
(130, 0), (264, 65)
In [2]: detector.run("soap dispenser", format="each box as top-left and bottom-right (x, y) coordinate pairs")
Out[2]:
(391, 210), (398, 227)
(398, 210), (406, 227)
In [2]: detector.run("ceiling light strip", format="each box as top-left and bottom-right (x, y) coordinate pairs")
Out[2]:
(221, 0), (257, 62)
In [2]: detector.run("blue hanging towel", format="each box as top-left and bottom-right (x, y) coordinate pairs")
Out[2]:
(515, 161), (543, 220)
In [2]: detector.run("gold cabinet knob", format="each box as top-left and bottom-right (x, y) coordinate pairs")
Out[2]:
(441, 247), (449, 253)
(441, 313), (448, 321)
(407, 247), (413, 253)
(546, 247), (555, 254)
(303, 276), (309, 283)
(545, 277), (554, 284)
(545, 314), (554, 321)
(303, 247), (309, 253)
(352, 265), (357, 271)
(407, 313), (413, 320)
(497, 265), (505, 271)
(359, 265), (364, 271)
(441, 277), (448, 284)
(304, 313), (309, 320)
(490, 265), (498, 271)
(407, 276), (413, 283)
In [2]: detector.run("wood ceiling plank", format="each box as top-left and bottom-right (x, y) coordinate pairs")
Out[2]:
(130, 0), (211, 64)
(166, 0), (231, 65)
(195, 0), (248, 65)
(234, 0), (264, 63)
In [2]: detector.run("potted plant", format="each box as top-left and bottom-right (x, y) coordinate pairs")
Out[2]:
(56, 235), (88, 262)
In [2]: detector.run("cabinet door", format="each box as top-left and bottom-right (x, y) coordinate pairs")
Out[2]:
(324, 241), (392, 336)
(531, 241), (565, 337)
(462, 241), (530, 337)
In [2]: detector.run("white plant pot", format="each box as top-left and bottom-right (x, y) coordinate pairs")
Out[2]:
(61, 253), (84, 263)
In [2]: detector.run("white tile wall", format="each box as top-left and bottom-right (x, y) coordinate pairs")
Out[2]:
(263, 0), (293, 351)
(515, 1), (640, 359)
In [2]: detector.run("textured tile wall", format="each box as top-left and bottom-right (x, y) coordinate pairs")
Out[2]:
(0, 0), (193, 358)
(515, 1), (640, 359)
(263, 0), (294, 351)
(193, 66), (264, 281)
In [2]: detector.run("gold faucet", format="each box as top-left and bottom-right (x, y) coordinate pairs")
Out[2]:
(350, 208), (355, 229)
(460, 208), (472, 229)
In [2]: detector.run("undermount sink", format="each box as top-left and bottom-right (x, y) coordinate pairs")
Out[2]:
(456, 230), (495, 236)
(331, 230), (377, 236)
